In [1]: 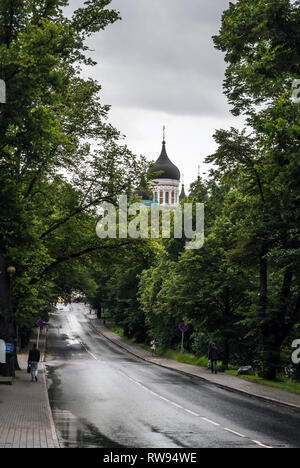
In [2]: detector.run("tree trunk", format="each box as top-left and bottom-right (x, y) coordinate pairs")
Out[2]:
(259, 246), (268, 319)
(0, 254), (20, 374)
(261, 270), (298, 380)
(222, 340), (230, 370)
(258, 244), (274, 379)
(261, 336), (281, 380)
(0, 254), (15, 340)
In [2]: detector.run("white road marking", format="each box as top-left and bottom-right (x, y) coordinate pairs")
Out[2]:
(184, 408), (200, 416)
(224, 428), (246, 438)
(118, 370), (199, 417)
(252, 440), (272, 448)
(78, 340), (97, 360)
(201, 417), (220, 426)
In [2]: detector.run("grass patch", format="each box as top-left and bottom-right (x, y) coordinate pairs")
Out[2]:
(225, 370), (300, 394)
(105, 323), (151, 351)
(105, 323), (125, 338)
(156, 348), (208, 367)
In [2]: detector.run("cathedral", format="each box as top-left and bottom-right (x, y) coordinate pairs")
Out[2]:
(136, 132), (186, 208)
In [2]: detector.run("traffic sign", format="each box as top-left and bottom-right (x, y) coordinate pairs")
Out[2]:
(5, 342), (15, 354)
(178, 322), (188, 333)
(178, 322), (188, 354)
(36, 319), (43, 327)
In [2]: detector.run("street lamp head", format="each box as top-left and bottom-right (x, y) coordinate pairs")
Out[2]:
(7, 266), (16, 277)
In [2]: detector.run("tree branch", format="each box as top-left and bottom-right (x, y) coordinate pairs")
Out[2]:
(29, 241), (131, 285)
(39, 196), (115, 240)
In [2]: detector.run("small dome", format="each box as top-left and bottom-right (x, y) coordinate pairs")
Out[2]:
(151, 141), (180, 181)
(179, 184), (186, 201)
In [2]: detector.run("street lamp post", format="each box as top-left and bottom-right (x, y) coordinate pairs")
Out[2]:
(7, 265), (16, 303)
(6, 266), (16, 338)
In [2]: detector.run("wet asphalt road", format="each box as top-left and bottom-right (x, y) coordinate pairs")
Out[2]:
(45, 304), (300, 448)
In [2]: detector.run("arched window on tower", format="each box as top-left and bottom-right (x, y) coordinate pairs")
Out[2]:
(171, 191), (175, 205)
(165, 192), (169, 204)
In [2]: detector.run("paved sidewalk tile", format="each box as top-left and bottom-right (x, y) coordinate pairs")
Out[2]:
(88, 315), (300, 410)
(0, 355), (59, 448)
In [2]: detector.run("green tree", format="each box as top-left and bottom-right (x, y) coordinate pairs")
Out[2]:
(212, 0), (300, 378)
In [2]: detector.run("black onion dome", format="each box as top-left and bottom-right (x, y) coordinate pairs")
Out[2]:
(151, 141), (180, 181)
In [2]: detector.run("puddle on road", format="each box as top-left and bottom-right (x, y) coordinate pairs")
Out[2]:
(46, 364), (124, 448)
(51, 409), (124, 448)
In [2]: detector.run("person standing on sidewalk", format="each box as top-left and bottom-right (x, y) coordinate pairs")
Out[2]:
(209, 342), (219, 374)
(150, 338), (157, 357)
(28, 343), (40, 382)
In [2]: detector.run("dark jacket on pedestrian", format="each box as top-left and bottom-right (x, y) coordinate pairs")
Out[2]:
(28, 347), (40, 363)
(209, 345), (219, 361)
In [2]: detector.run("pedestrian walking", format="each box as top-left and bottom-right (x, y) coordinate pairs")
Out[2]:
(208, 342), (219, 374)
(28, 343), (40, 382)
(150, 338), (157, 357)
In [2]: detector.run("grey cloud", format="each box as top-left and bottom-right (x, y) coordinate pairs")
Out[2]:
(69, 0), (233, 117)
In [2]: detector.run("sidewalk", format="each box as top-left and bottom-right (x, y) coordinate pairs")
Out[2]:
(0, 337), (59, 448)
(88, 315), (300, 411)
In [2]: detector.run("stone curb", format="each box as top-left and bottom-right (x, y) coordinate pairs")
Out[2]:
(88, 317), (300, 413)
(41, 362), (60, 448)
(41, 326), (61, 448)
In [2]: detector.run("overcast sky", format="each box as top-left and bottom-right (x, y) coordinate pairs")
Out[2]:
(68, 0), (244, 191)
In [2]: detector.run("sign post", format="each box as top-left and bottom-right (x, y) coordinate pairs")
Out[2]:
(178, 322), (189, 353)
(36, 319), (43, 348)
